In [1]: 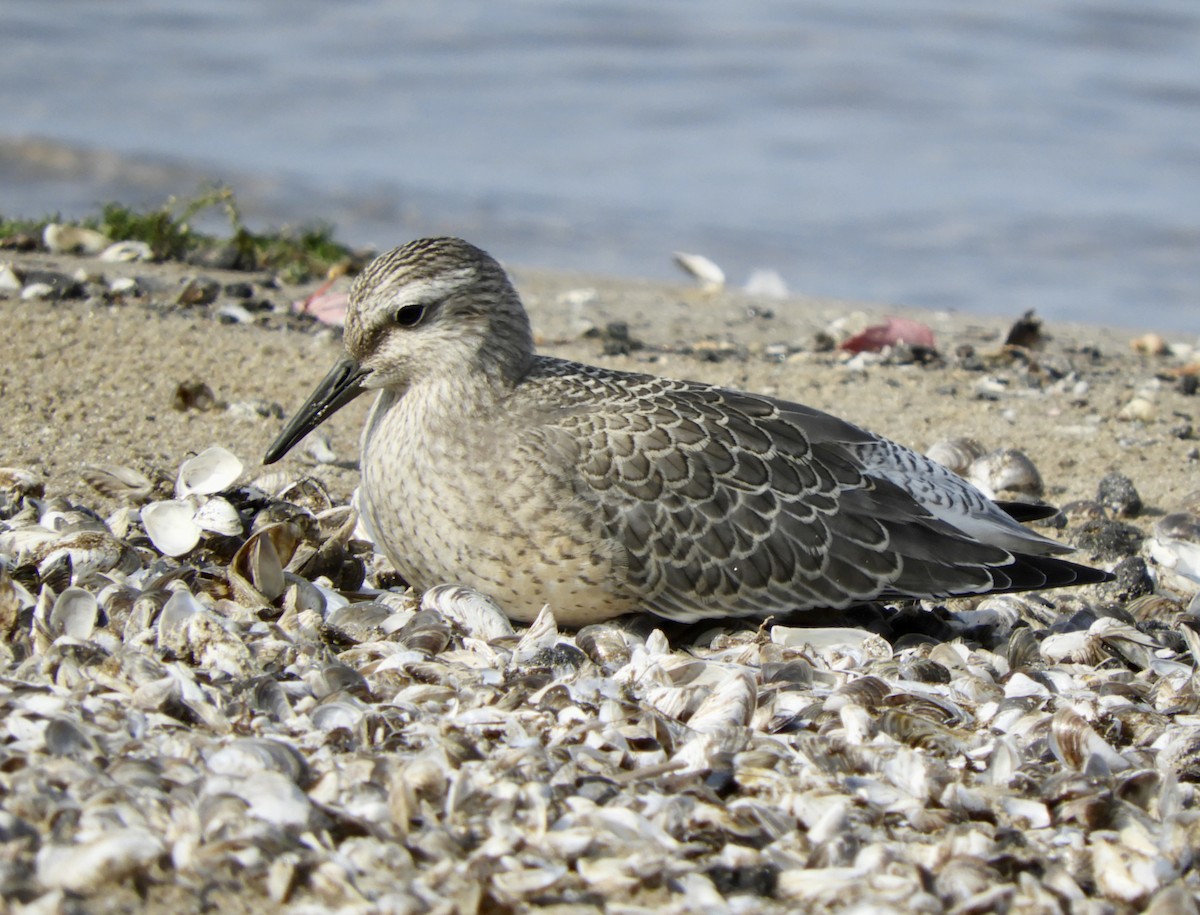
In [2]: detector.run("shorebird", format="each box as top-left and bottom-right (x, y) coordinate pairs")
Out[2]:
(264, 237), (1109, 626)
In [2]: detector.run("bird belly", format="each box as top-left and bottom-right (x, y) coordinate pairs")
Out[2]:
(359, 392), (637, 625)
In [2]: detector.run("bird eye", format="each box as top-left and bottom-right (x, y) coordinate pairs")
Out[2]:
(394, 303), (426, 327)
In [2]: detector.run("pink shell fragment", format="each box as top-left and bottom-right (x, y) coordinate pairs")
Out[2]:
(293, 289), (350, 325)
(840, 317), (936, 354)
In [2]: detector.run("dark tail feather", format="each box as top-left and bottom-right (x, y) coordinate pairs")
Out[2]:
(995, 500), (1060, 523)
(985, 552), (1112, 594)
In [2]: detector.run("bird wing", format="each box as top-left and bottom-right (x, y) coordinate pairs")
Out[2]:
(537, 366), (1037, 622)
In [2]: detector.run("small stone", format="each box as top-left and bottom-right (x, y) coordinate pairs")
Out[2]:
(1117, 397), (1155, 422)
(763, 342), (790, 361)
(109, 277), (139, 295)
(1097, 472), (1142, 518)
(1130, 333), (1169, 356)
(811, 331), (836, 353)
(1073, 518), (1145, 561)
(21, 282), (56, 301)
(176, 276), (221, 307)
(1004, 310), (1043, 348)
(1099, 556), (1154, 602)
(226, 399), (285, 420)
(173, 380), (218, 412)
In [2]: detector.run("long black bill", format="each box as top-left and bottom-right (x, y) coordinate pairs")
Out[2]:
(263, 355), (372, 464)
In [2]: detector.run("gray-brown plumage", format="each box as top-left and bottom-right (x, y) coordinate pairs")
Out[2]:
(264, 237), (1109, 625)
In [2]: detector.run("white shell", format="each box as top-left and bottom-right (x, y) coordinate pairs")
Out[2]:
(176, 446), (244, 498)
(99, 240), (154, 262)
(193, 496), (243, 536)
(157, 588), (203, 653)
(49, 586), (98, 641)
(42, 223), (111, 255)
(672, 251), (726, 292)
(744, 269), (788, 299)
(303, 431), (337, 464)
(141, 500), (202, 557)
(967, 448), (1043, 499)
(35, 829), (166, 893)
(925, 437), (986, 476)
(80, 464), (155, 502)
(421, 584), (515, 641)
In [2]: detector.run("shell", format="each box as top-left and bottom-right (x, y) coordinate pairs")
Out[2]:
(42, 223), (110, 255)
(228, 522), (304, 604)
(925, 437), (986, 476)
(1146, 511), (1200, 588)
(140, 500), (202, 557)
(420, 584), (515, 641)
(967, 448), (1044, 499)
(79, 464), (157, 502)
(193, 496), (243, 536)
(99, 240), (154, 262)
(49, 586), (98, 641)
(672, 251), (726, 292)
(176, 445), (244, 498)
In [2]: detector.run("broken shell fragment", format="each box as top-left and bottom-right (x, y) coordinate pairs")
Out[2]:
(193, 496), (243, 536)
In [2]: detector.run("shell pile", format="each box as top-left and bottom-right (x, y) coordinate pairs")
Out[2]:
(2, 449), (1200, 913)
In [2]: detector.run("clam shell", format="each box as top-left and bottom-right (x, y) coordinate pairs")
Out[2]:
(36, 830), (166, 893)
(324, 601), (391, 644)
(141, 500), (201, 557)
(395, 610), (451, 654)
(193, 496), (243, 536)
(228, 522), (303, 604)
(49, 586), (98, 641)
(42, 223), (111, 255)
(176, 445), (244, 498)
(672, 251), (725, 292)
(80, 464), (156, 502)
(925, 437), (986, 476)
(420, 584), (514, 642)
(967, 448), (1043, 499)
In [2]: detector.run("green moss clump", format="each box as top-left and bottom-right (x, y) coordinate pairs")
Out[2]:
(0, 186), (362, 283)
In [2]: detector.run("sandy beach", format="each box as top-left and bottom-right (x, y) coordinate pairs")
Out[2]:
(2, 241), (1199, 913)
(5, 246), (1197, 514)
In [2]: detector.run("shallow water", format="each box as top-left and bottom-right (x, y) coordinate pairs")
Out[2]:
(2, 0), (1198, 329)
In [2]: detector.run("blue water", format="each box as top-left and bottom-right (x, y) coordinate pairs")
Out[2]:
(2, 0), (1199, 330)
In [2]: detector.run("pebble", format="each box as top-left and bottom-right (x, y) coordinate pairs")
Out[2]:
(1073, 518), (1145, 561)
(108, 277), (139, 296)
(1117, 397), (1156, 422)
(176, 276), (220, 307)
(1097, 472), (1143, 518)
(20, 283), (56, 301)
(1129, 333), (1169, 356)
